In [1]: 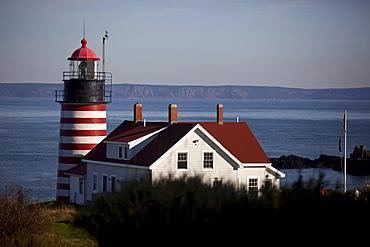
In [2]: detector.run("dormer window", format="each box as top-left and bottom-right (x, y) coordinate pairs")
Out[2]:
(124, 146), (128, 159)
(118, 144), (129, 160)
(118, 146), (123, 159)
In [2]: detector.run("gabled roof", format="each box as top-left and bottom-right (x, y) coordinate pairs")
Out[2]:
(83, 121), (270, 168)
(84, 121), (196, 167)
(131, 123), (196, 166)
(199, 122), (270, 164)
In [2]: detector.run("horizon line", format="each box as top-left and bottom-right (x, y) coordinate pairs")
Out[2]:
(1, 82), (369, 90)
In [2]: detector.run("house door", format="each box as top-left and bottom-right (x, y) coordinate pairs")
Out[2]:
(77, 177), (86, 205)
(265, 179), (272, 190)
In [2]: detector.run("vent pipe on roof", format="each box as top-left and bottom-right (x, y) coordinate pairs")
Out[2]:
(134, 102), (142, 122)
(217, 104), (223, 124)
(168, 104), (178, 124)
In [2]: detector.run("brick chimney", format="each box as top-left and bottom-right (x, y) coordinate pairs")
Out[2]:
(134, 102), (142, 122)
(217, 104), (223, 124)
(168, 104), (178, 123)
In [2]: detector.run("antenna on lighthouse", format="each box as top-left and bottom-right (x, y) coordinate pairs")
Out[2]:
(102, 30), (109, 73)
(83, 18), (86, 39)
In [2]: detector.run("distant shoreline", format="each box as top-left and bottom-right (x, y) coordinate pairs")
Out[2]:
(1, 83), (370, 100)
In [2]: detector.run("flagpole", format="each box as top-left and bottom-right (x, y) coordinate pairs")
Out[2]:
(344, 109), (347, 193)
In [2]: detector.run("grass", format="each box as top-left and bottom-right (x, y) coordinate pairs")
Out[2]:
(45, 203), (97, 247)
(0, 185), (97, 247)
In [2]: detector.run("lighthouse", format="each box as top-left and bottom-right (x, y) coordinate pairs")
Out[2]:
(55, 37), (112, 203)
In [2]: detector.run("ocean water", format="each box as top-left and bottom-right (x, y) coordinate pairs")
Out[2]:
(0, 98), (369, 198)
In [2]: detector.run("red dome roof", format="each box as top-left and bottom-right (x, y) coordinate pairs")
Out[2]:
(68, 39), (100, 61)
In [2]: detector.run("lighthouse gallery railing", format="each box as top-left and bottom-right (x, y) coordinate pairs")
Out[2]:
(55, 72), (112, 103)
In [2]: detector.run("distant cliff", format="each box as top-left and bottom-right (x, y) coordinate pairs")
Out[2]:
(1, 83), (370, 100)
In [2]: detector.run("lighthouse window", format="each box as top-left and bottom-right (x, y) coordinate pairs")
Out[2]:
(79, 61), (87, 78)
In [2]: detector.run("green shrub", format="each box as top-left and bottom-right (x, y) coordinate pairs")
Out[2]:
(75, 176), (370, 246)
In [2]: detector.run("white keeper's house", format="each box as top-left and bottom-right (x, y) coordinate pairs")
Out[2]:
(65, 103), (285, 205)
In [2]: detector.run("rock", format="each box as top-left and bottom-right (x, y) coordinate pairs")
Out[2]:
(270, 154), (314, 169)
(350, 145), (370, 161)
(314, 154), (342, 170)
(270, 146), (370, 176)
(348, 146), (370, 175)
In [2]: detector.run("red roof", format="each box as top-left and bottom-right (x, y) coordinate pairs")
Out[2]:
(199, 122), (270, 163)
(84, 121), (270, 167)
(68, 39), (100, 61)
(64, 162), (87, 176)
(131, 123), (196, 166)
(105, 121), (168, 143)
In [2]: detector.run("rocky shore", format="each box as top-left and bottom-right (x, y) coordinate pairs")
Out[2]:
(270, 145), (370, 175)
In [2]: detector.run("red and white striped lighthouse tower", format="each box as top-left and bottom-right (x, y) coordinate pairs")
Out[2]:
(55, 37), (112, 203)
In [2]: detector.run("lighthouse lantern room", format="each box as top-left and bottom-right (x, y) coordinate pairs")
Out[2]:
(56, 38), (112, 103)
(55, 37), (112, 203)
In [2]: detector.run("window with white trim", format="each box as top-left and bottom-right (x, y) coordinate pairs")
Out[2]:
(248, 177), (259, 194)
(92, 173), (98, 193)
(118, 145), (129, 160)
(203, 152), (214, 169)
(118, 146), (123, 159)
(177, 152), (188, 169)
(102, 174), (108, 193)
(124, 146), (128, 159)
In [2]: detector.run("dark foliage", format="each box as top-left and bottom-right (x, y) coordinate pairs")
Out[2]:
(75, 176), (370, 245)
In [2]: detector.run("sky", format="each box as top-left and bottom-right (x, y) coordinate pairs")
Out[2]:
(0, 0), (369, 89)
